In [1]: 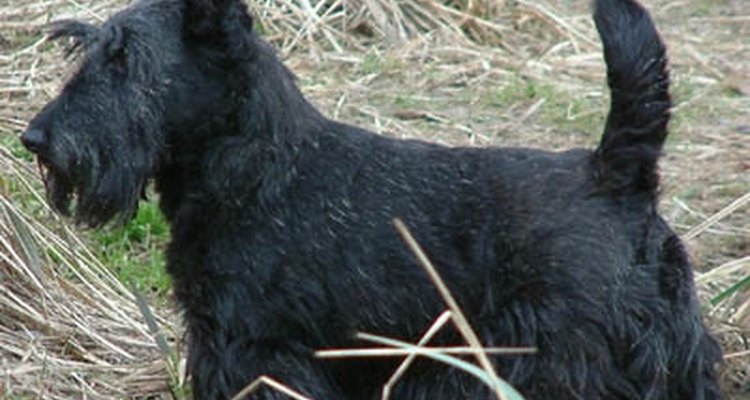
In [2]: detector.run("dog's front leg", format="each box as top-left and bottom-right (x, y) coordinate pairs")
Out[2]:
(186, 329), (344, 400)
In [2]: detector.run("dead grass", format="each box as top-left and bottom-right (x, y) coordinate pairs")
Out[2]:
(0, 148), (178, 398)
(0, 0), (748, 398)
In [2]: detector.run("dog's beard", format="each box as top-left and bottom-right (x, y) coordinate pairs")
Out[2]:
(37, 156), (74, 216)
(36, 150), (147, 227)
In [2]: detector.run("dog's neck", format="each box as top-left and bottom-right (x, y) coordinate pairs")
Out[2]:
(240, 36), (327, 145)
(155, 34), (328, 222)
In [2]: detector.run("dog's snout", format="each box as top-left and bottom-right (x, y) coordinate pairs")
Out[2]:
(20, 129), (47, 153)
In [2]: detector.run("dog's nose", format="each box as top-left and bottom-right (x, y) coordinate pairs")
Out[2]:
(20, 129), (47, 153)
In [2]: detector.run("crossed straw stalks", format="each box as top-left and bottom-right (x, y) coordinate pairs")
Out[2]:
(230, 218), (534, 400)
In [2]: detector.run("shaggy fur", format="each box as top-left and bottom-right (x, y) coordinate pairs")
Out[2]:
(22, 0), (723, 398)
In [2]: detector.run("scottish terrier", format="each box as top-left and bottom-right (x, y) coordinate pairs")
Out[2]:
(21, 0), (722, 398)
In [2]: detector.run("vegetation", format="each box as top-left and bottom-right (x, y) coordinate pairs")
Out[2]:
(1, 0), (747, 398)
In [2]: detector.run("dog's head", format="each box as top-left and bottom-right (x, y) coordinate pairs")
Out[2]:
(20, 0), (257, 226)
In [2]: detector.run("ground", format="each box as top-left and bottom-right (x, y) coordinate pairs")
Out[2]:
(0, 0), (748, 398)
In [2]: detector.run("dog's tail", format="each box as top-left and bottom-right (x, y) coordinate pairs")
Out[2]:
(593, 0), (670, 195)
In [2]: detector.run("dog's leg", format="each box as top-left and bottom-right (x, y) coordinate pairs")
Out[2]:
(593, 1), (723, 398)
(186, 329), (345, 400)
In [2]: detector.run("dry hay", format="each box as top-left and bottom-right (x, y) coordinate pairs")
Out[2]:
(1, 0), (749, 398)
(0, 149), (178, 398)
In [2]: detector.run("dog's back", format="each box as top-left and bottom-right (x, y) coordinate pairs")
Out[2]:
(297, 1), (724, 398)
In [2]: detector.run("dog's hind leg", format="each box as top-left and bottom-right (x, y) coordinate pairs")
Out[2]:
(592, 1), (723, 399)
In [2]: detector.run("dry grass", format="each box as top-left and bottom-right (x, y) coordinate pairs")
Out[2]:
(0, 149), (178, 398)
(0, 0), (748, 398)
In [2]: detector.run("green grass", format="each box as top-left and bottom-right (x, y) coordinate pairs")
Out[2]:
(394, 93), (424, 108)
(1, 133), (34, 161)
(669, 77), (745, 136)
(92, 200), (172, 297)
(361, 51), (401, 75)
(486, 75), (604, 138)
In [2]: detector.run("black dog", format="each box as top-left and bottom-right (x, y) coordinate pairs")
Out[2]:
(21, 0), (722, 398)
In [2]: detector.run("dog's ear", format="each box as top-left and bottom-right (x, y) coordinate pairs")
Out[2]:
(183, 0), (254, 41)
(48, 20), (101, 58)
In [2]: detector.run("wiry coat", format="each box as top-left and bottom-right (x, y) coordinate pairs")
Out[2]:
(22, 0), (722, 398)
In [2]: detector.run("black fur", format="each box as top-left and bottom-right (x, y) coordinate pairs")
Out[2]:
(22, 0), (723, 398)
